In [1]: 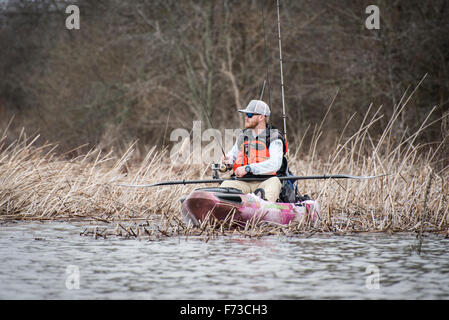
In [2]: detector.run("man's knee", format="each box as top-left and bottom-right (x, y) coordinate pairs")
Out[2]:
(262, 177), (282, 189)
(220, 180), (251, 194)
(260, 177), (282, 202)
(219, 180), (233, 188)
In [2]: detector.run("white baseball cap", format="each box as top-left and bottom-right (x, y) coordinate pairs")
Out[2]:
(238, 100), (271, 116)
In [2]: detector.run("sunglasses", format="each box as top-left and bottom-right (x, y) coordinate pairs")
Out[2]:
(246, 113), (259, 118)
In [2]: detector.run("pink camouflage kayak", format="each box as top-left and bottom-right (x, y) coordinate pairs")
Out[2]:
(181, 187), (320, 226)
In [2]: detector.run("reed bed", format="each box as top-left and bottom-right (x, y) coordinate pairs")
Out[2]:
(1, 101), (448, 240)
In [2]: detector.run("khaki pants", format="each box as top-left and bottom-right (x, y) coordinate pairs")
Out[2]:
(220, 177), (282, 202)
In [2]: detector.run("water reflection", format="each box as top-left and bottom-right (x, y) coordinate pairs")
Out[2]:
(0, 222), (448, 299)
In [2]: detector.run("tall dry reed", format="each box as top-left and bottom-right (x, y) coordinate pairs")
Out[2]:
(0, 94), (448, 239)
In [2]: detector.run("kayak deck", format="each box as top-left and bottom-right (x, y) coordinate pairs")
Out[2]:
(181, 187), (320, 226)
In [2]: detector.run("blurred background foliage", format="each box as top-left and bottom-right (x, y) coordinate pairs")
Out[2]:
(0, 0), (448, 168)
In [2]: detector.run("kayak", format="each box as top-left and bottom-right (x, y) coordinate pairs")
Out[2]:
(181, 187), (320, 226)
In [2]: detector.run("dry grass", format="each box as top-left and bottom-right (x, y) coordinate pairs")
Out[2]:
(1, 99), (448, 240)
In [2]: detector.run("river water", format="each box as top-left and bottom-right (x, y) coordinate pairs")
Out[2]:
(0, 221), (448, 300)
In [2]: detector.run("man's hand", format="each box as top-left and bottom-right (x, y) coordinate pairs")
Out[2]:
(221, 155), (233, 166)
(234, 166), (247, 178)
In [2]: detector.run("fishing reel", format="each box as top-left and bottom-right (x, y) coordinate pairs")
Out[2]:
(211, 163), (232, 179)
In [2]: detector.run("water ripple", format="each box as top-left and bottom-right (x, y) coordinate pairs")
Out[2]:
(0, 222), (448, 299)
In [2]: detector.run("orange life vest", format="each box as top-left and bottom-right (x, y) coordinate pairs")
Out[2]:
(233, 126), (286, 175)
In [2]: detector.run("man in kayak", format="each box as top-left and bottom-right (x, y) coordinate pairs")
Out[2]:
(220, 100), (286, 202)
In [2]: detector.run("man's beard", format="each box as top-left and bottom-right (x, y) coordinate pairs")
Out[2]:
(245, 119), (255, 129)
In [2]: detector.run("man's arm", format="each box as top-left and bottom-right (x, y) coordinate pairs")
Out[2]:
(247, 139), (283, 175)
(222, 141), (239, 165)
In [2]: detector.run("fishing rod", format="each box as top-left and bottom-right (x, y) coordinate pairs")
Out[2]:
(276, 0), (288, 153)
(259, 79), (266, 100)
(201, 105), (233, 174)
(261, 1), (271, 114)
(202, 108), (226, 158)
(118, 174), (388, 188)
